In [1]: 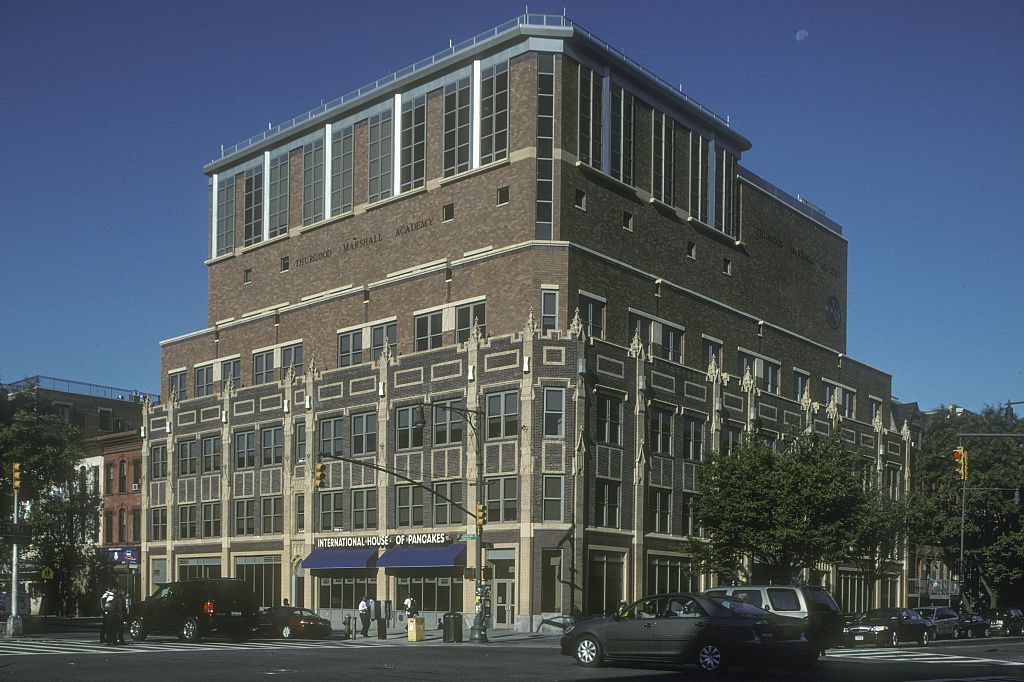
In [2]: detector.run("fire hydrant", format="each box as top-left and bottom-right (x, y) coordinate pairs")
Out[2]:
(343, 615), (352, 639)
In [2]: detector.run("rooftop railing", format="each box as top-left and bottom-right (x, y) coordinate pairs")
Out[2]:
(3, 375), (160, 405)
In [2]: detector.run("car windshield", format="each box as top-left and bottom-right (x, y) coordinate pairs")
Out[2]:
(862, 609), (900, 621)
(706, 596), (772, 618)
(805, 589), (840, 612)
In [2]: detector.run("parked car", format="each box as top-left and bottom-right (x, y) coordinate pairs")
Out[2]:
(263, 606), (332, 639)
(128, 578), (260, 643)
(988, 608), (1024, 636)
(953, 614), (991, 639)
(916, 606), (959, 639)
(703, 584), (845, 654)
(560, 592), (811, 673)
(843, 608), (933, 648)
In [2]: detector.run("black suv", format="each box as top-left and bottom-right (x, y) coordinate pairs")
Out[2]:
(989, 607), (1024, 636)
(128, 578), (260, 643)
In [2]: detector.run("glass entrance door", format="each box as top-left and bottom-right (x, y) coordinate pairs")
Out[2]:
(491, 558), (515, 628)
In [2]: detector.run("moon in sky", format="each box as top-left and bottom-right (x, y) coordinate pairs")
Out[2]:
(796, 29), (809, 41)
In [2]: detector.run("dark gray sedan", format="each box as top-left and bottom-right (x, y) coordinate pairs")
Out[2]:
(560, 593), (810, 673)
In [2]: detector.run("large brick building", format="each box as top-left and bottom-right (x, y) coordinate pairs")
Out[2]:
(142, 14), (912, 631)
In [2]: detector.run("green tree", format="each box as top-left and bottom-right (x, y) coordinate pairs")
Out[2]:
(692, 427), (865, 584)
(914, 406), (1024, 610)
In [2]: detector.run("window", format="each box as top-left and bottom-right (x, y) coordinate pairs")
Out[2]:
(351, 412), (377, 456)
(253, 350), (274, 385)
(169, 371), (186, 399)
(652, 110), (674, 205)
(243, 165), (263, 246)
(536, 53), (554, 240)
(178, 441), (197, 476)
(179, 505), (197, 539)
(737, 353), (779, 395)
(578, 64), (602, 167)
(723, 258), (732, 275)
(486, 391), (518, 439)
(793, 371), (809, 402)
(574, 189), (587, 211)
(268, 152), (289, 238)
(294, 493), (305, 532)
(106, 464), (114, 494)
(281, 343), (303, 379)
(100, 408), (113, 432)
(294, 422), (306, 463)
(243, 268), (252, 284)
(622, 211), (633, 231)
(541, 290), (558, 332)
(396, 406), (423, 450)
(104, 511), (113, 543)
(396, 485), (424, 528)
(414, 312), (443, 351)
(650, 406), (673, 455)
(202, 435), (221, 473)
(486, 476), (517, 522)
(870, 398), (882, 423)
(681, 417), (703, 461)
(352, 488), (377, 530)
(687, 241), (696, 259)
(151, 444), (167, 479)
(320, 490), (344, 531)
(543, 388), (564, 437)
(541, 548), (563, 612)
(215, 175), (235, 256)
(432, 400), (463, 445)
(433, 481), (463, 525)
(331, 125), (354, 216)
(262, 496), (284, 534)
(689, 131), (710, 223)
(701, 338), (722, 371)
(456, 302), (486, 343)
(840, 387), (855, 419)
(596, 479), (620, 527)
(480, 60), (509, 165)
(301, 139), (325, 226)
(132, 458), (141, 490)
(496, 186), (509, 205)
(118, 508), (127, 543)
(320, 417), (344, 458)
(202, 502), (221, 538)
(118, 460), (127, 492)
(235, 499), (256, 536)
(149, 507), (167, 541)
(194, 365), (213, 398)
(716, 148), (736, 236)
(596, 395), (622, 444)
(368, 109), (393, 203)
(400, 95), (426, 192)
(442, 203), (454, 222)
(650, 488), (670, 533)
(542, 475), (563, 523)
(338, 330), (363, 367)
(579, 295), (605, 339)
(261, 426), (283, 466)
(222, 358), (240, 390)
(235, 431), (256, 469)
(630, 314), (682, 363)
(370, 322), (396, 361)
(720, 426), (742, 455)
(443, 77), (471, 177)
(611, 85), (634, 185)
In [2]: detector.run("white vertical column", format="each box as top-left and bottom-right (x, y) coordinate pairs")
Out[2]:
(210, 174), (219, 256)
(393, 93), (402, 197)
(471, 60), (482, 169)
(262, 151), (271, 241)
(324, 123), (333, 216)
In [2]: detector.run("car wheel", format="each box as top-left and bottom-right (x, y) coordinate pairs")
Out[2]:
(983, 627), (991, 638)
(968, 627), (976, 639)
(953, 627), (961, 639)
(180, 617), (202, 643)
(1004, 626), (1011, 637)
(698, 642), (725, 672)
(920, 630), (930, 646)
(888, 631), (899, 648)
(281, 625), (293, 639)
(128, 618), (147, 642)
(573, 635), (604, 667)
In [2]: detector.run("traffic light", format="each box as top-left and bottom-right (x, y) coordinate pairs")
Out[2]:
(313, 461), (326, 488)
(12, 462), (21, 494)
(953, 448), (968, 480)
(476, 502), (487, 526)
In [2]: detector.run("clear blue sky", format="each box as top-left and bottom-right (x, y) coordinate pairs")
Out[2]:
(1, 0), (1021, 413)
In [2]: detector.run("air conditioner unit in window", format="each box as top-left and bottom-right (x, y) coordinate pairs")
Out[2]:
(132, 484), (140, 491)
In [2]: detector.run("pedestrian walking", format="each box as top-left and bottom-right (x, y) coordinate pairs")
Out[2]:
(108, 588), (127, 645)
(359, 596), (371, 637)
(100, 585), (116, 644)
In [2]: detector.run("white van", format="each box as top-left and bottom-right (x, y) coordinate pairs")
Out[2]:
(704, 584), (844, 652)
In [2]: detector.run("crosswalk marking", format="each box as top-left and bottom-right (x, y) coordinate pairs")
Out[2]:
(826, 648), (1024, 667)
(0, 638), (343, 657)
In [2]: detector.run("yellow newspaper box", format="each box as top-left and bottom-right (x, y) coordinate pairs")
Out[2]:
(407, 616), (425, 641)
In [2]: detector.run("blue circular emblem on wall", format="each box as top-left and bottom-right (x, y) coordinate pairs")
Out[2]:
(826, 295), (841, 329)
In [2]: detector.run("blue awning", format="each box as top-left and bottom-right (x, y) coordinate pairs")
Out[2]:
(376, 544), (467, 568)
(301, 548), (378, 570)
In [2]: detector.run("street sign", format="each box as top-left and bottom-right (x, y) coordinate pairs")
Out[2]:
(458, 534), (478, 541)
(1, 522), (32, 537)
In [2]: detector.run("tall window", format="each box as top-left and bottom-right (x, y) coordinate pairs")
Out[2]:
(215, 175), (235, 256)
(443, 77), (471, 177)
(541, 548), (563, 612)
(104, 511), (113, 543)
(486, 391), (519, 439)
(351, 412), (377, 456)
(720, 426), (742, 455)
(543, 388), (564, 437)
(716, 148), (736, 236)
(396, 485), (424, 528)
(202, 435), (221, 473)
(352, 488), (377, 531)
(433, 400), (463, 446)
(596, 395), (621, 444)
(578, 295), (605, 339)
(178, 441), (197, 476)
(630, 314), (682, 363)
(150, 507), (167, 541)
(261, 426), (283, 466)
(302, 139), (324, 225)
(268, 152), (289, 238)
(596, 479), (620, 527)
(480, 60), (509, 165)
(243, 166), (262, 247)
(649, 488), (671, 533)
(368, 109), (393, 203)
(689, 131), (710, 223)
(701, 339), (722, 371)
(294, 422), (306, 463)
(400, 95), (426, 192)
(652, 110), (674, 205)
(681, 417), (703, 461)
(541, 290), (558, 332)
(169, 371), (186, 399)
(338, 330), (363, 367)
(578, 64), (602, 167)
(151, 445), (167, 479)
(542, 475), (563, 523)
(262, 496), (284, 534)
(118, 460), (127, 492)
(320, 417), (344, 458)
(433, 481), (463, 525)
(793, 371), (809, 402)
(371, 322), (397, 361)
(611, 85), (634, 185)
(235, 499), (256, 536)
(455, 302), (486, 343)
(253, 350), (274, 385)
(294, 493), (305, 532)
(118, 508), (127, 543)
(486, 476), (517, 522)
(331, 125), (354, 215)
(536, 53), (554, 240)
(202, 502), (221, 538)
(414, 312), (443, 351)
(320, 491), (344, 531)
(235, 431), (256, 469)
(281, 343), (303, 379)
(649, 406), (673, 455)
(396, 406), (423, 451)
(179, 505), (197, 539)
(222, 358), (240, 391)
(195, 366), (213, 397)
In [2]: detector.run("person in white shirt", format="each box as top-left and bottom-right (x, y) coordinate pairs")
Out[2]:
(359, 596), (371, 637)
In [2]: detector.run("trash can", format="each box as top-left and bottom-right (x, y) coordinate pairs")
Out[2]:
(408, 616), (425, 642)
(443, 612), (463, 643)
